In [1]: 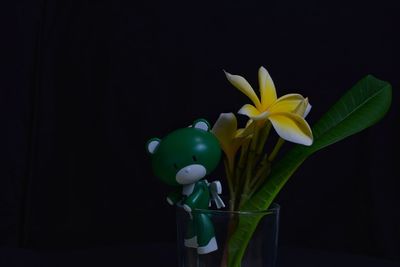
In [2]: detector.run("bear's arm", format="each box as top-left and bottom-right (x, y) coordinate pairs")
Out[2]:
(183, 186), (205, 211)
(166, 189), (182, 206)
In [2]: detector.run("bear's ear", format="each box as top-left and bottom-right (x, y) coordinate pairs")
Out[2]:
(193, 119), (210, 131)
(146, 138), (161, 154)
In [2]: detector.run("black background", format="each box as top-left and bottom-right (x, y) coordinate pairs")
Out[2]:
(1, 0), (399, 264)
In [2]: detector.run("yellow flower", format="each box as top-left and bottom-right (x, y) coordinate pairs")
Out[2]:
(211, 113), (253, 169)
(224, 66), (313, 146)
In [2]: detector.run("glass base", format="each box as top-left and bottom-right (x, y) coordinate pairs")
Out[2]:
(176, 203), (280, 267)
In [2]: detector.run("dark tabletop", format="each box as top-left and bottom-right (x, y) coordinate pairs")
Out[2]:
(1, 243), (399, 267)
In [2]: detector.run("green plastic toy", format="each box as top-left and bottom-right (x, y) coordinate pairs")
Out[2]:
(146, 119), (225, 254)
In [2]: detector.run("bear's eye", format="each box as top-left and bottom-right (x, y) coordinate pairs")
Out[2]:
(192, 155), (197, 162)
(173, 163), (178, 169)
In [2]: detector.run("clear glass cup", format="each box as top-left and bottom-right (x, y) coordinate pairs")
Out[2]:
(176, 203), (280, 267)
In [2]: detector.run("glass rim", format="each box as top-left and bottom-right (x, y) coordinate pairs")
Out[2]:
(178, 203), (280, 216)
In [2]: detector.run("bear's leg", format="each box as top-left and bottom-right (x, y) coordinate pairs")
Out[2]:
(184, 217), (198, 248)
(195, 213), (217, 254)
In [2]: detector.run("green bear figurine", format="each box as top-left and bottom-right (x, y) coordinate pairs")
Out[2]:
(146, 119), (225, 254)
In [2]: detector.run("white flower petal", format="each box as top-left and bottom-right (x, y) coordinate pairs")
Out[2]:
(304, 102), (312, 118)
(238, 104), (261, 118)
(211, 113), (237, 148)
(224, 70), (261, 109)
(258, 66), (277, 109)
(268, 112), (313, 146)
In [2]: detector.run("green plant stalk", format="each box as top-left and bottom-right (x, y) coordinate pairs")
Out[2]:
(239, 127), (260, 208)
(223, 157), (235, 211)
(248, 156), (271, 193)
(240, 123), (275, 208)
(268, 137), (285, 162)
(231, 139), (250, 210)
(226, 123), (272, 263)
(256, 122), (272, 159)
(220, 214), (239, 267)
(227, 75), (392, 267)
(235, 141), (249, 186)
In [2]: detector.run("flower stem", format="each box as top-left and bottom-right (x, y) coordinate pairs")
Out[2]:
(239, 127), (260, 208)
(248, 161), (271, 198)
(268, 137), (285, 162)
(248, 154), (269, 189)
(233, 139), (250, 209)
(256, 122), (271, 157)
(223, 157), (235, 211)
(219, 214), (238, 267)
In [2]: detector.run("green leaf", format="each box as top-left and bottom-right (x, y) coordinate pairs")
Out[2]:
(227, 75), (392, 267)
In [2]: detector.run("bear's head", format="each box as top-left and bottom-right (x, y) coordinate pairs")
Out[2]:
(146, 119), (221, 186)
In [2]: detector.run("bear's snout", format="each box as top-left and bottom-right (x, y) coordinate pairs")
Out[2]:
(176, 164), (206, 184)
